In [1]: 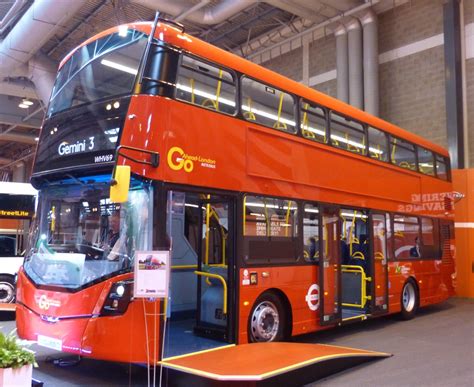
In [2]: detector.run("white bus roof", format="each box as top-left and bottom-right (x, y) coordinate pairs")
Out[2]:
(0, 182), (37, 196)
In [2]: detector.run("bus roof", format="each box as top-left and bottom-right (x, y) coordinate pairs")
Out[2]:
(61, 21), (449, 158)
(0, 182), (37, 196)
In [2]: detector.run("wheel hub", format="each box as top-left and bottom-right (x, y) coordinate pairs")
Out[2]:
(0, 282), (15, 303)
(251, 301), (279, 342)
(402, 283), (416, 312)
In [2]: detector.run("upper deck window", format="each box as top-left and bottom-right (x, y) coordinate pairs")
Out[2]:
(368, 126), (389, 162)
(241, 77), (296, 134)
(48, 29), (147, 117)
(390, 136), (416, 171)
(300, 101), (326, 143)
(330, 112), (366, 155)
(418, 147), (435, 176)
(176, 55), (236, 115)
(436, 154), (449, 180)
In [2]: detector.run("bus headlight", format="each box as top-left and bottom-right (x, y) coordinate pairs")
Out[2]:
(100, 280), (133, 316)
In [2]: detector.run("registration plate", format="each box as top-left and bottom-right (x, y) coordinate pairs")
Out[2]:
(37, 335), (62, 351)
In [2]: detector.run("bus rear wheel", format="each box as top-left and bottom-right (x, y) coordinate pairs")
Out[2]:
(400, 279), (418, 320)
(248, 293), (286, 342)
(0, 275), (15, 304)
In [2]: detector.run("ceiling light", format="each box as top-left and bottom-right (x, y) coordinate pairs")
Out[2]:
(22, 99), (33, 106)
(118, 25), (128, 37)
(19, 103), (29, 109)
(34, 137), (39, 142)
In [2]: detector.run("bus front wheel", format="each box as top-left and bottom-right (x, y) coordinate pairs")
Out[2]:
(0, 275), (15, 304)
(248, 292), (286, 342)
(400, 279), (418, 320)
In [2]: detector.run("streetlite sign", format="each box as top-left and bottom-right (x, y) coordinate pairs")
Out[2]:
(0, 194), (35, 219)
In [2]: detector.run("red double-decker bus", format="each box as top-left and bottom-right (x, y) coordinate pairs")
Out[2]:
(16, 19), (455, 364)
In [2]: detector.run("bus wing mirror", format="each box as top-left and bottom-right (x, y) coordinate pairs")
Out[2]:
(110, 165), (131, 203)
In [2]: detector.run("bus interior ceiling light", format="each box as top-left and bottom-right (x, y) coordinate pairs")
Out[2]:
(100, 59), (137, 75)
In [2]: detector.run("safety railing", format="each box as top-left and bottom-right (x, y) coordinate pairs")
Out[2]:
(194, 270), (227, 315)
(341, 264), (372, 308)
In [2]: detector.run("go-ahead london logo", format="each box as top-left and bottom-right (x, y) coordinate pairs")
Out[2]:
(167, 146), (216, 173)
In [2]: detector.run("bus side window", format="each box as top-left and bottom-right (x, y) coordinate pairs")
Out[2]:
(393, 215), (420, 259)
(300, 101), (326, 143)
(176, 55), (236, 115)
(418, 147), (435, 176)
(330, 112), (366, 155)
(243, 195), (299, 264)
(435, 154), (449, 181)
(241, 77), (296, 134)
(390, 136), (416, 171)
(368, 126), (389, 162)
(421, 217), (440, 258)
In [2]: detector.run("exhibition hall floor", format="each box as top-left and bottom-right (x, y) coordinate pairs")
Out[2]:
(0, 298), (472, 386)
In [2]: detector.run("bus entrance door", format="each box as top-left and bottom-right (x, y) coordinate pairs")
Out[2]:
(194, 196), (234, 341)
(164, 191), (234, 359)
(319, 206), (342, 326)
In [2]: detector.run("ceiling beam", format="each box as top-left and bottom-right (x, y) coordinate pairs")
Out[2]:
(0, 81), (38, 99)
(0, 112), (42, 129)
(0, 157), (14, 165)
(0, 131), (37, 144)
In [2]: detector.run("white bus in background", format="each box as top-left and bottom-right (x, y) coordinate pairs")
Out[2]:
(0, 182), (37, 304)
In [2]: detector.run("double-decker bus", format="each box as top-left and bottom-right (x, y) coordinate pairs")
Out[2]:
(0, 182), (36, 305)
(16, 19), (455, 364)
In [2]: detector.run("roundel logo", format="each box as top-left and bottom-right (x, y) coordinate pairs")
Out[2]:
(305, 284), (320, 311)
(167, 146), (193, 173)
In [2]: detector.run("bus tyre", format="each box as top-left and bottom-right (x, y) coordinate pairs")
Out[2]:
(0, 275), (15, 304)
(400, 279), (418, 320)
(248, 293), (286, 343)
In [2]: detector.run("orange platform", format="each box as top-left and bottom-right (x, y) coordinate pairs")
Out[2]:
(0, 303), (16, 312)
(160, 342), (391, 386)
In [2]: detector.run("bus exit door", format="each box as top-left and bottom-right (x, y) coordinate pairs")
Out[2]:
(163, 190), (235, 358)
(319, 206), (342, 325)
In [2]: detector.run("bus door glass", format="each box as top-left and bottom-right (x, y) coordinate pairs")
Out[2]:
(371, 212), (389, 314)
(165, 191), (234, 358)
(320, 206), (341, 325)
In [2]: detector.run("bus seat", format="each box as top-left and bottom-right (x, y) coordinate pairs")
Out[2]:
(200, 266), (227, 327)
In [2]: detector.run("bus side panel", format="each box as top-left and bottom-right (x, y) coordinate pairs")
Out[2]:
(388, 260), (452, 313)
(238, 266), (321, 344)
